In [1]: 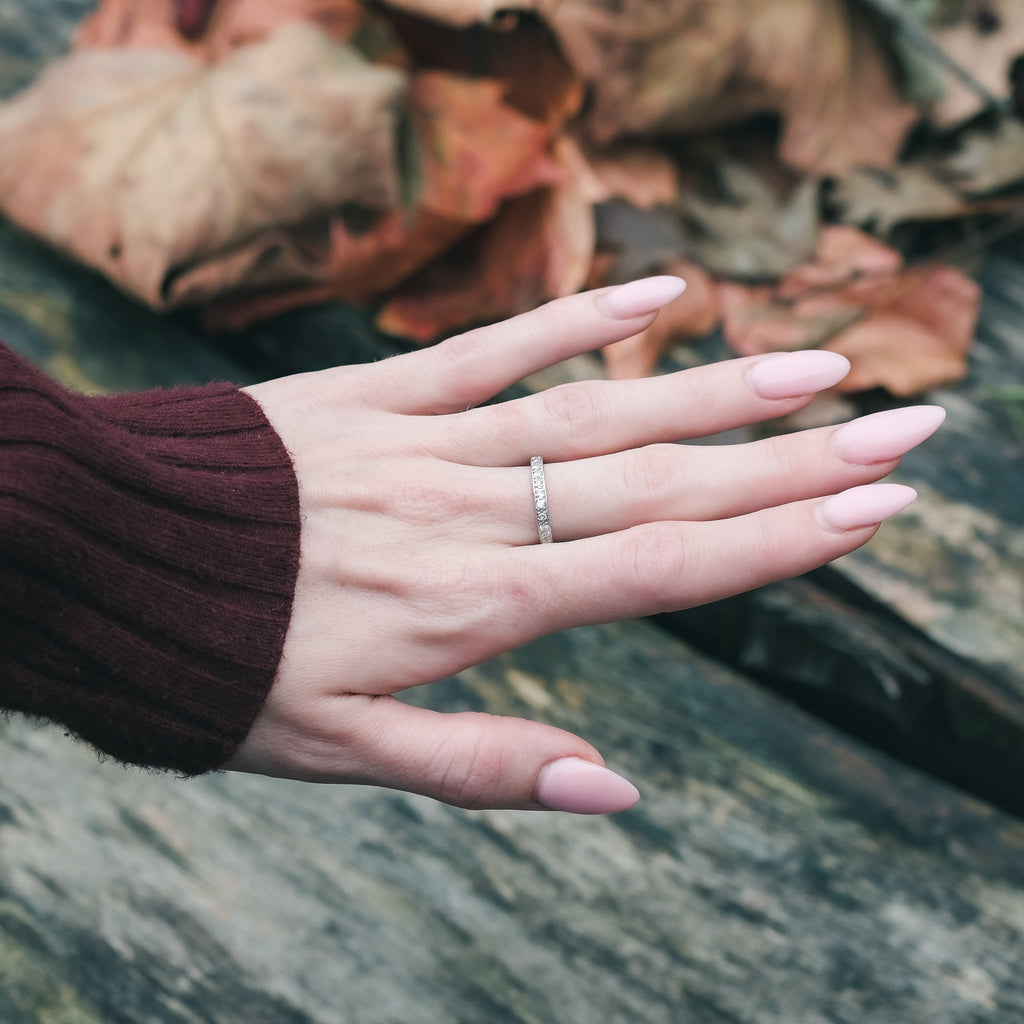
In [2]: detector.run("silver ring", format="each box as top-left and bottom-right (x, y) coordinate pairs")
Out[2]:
(530, 456), (553, 544)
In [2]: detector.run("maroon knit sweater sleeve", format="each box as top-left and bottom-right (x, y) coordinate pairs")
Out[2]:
(0, 343), (301, 774)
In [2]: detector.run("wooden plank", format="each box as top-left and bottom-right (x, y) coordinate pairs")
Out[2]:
(4, 621), (1024, 1024)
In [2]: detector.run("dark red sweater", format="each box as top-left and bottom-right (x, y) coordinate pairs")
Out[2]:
(0, 344), (301, 774)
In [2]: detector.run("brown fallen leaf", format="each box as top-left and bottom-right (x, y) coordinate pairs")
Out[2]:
(406, 71), (561, 224)
(383, 5), (585, 129)
(378, 0), (921, 173)
(775, 225), (903, 300)
(200, 208), (469, 332)
(532, 0), (921, 175)
(680, 161), (822, 279)
(204, 68), (563, 330)
(0, 24), (408, 311)
(719, 226), (980, 394)
(375, 136), (596, 341)
(826, 312), (970, 395)
(75, 0), (370, 59)
(586, 145), (680, 209)
(927, 0), (1024, 126)
(829, 164), (971, 237)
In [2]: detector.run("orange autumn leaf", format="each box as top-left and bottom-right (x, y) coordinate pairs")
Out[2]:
(409, 72), (561, 224)
(376, 137), (596, 341)
(373, 0), (921, 173)
(720, 228), (980, 395)
(825, 265), (980, 394)
(205, 69), (563, 330)
(383, 5), (586, 129)
(76, 0), (369, 59)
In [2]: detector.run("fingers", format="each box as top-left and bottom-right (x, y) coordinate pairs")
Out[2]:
(237, 693), (640, 813)
(357, 278), (687, 414)
(505, 484), (918, 636)
(433, 349), (852, 465)
(509, 405), (945, 543)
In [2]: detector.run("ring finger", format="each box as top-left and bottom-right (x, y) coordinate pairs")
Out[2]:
(500, 405), (945, 545)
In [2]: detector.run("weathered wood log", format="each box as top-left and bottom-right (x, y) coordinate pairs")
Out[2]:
(5, 622), (1024, 1024)
(3, 235), (1024, 1018)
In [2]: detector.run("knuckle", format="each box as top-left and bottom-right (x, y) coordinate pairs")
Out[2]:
(389, 474), (484, 527)
(750, 511), (792, 569)
(431, 718), (508, 810)
(538, 383), (601, 443)
(617, 522), (689, 609)
(622, 444), (681, 513)
(761, 436), (802, 485)
(394, 479), (453, 523)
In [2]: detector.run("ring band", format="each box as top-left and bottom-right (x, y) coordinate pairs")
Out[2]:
(530, 456), (553, 544)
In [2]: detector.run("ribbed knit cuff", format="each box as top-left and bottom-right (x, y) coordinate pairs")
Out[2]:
(0, 345), (301, 774)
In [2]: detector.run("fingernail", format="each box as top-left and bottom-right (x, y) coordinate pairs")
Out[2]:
(534, 757), (640, 814)
(817, 483), (917, 532)
(832, 406), (946, 465)
(594, 276), (687, 320)
(746, 351), (851, 400)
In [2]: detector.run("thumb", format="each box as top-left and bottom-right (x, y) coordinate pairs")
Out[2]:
(344, 698), (641, 814)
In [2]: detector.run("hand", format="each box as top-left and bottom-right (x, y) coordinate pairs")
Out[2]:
(225, 277), (944, 813)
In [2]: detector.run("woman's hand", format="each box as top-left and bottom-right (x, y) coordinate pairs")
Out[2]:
(225, 277), (944, 813)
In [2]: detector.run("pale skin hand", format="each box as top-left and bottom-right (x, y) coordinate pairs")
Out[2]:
(225, 279), (944, 813)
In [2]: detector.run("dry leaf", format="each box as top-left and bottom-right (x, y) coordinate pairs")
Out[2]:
(375, 192), (557, 341)
(680, 162), (821, 279)
(829, 164), (970, 236)
(939, 112), (1024, 197)
(204, 68), (563, 330)
(380, 0), (920, 173)
(928, 0), (1024, 126)
(407, 71), (561, 223)
(719, 226), (980, 394)
(826, 311), (969, 395)
(0, 24), (407, 310)
(776, 225), (903, 299)
(383, 5), (585, 129)
(376, 136), (595, 341)
(586, 145), (680, 208)
(76, 0), (369, 59)
(533, 0), (920, 175)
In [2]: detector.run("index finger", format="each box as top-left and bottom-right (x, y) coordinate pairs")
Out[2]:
(360, 278), (687, 414)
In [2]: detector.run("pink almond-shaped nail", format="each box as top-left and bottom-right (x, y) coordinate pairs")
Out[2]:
(832, 406), (946, 465)
(746, 351), (851, 400)
(817, 483), (917, 532)
(594, 276), (687, 320)
(534, 757), (640, 814)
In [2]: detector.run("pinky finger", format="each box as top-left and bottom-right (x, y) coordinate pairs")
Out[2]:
(518, 484), (917, 632)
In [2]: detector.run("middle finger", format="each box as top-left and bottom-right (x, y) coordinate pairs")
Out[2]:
(430, 350), (852, 466)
